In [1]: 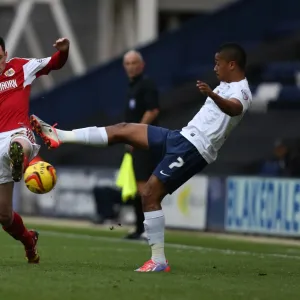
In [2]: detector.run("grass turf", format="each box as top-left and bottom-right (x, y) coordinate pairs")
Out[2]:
(0, 222), (300, 300)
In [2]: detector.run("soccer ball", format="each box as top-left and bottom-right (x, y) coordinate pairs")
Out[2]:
(24, 161), (57, 194)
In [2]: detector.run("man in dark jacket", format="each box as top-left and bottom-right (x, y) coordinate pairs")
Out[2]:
(123, 50), (159, 239)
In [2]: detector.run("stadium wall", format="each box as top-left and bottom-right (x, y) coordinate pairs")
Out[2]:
(18, 168), (300, 238)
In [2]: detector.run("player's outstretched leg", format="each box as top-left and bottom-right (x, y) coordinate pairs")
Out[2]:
(135, 175), (170, 272)
(30, 114), (170, 271)
(0, 183), (40, 263)
(30, 114), (149, 150)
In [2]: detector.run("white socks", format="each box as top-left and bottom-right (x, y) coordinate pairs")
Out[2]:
(56, 129), (76, 143)
(56, 127), (108, 146)
(143, 210), (166, 264)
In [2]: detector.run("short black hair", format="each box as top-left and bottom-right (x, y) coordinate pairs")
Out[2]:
(218, 43), (246, 70)
(0, 37), (5, 52)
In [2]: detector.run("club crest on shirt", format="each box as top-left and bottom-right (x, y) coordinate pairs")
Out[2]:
(241, 89), (249, 100)
(129, 99), (136, 109)
(4, 68), (15, 77)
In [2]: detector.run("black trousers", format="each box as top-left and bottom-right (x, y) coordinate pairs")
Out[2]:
(131, 149), (156, 233)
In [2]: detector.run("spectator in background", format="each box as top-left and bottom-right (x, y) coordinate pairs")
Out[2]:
(123, 50), (159, 240)
(259, 139), (289, 176)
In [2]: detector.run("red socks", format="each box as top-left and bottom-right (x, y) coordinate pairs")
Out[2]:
(2, 212), (33, 249)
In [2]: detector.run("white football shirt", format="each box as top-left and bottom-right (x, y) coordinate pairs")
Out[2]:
(180, 78), (252, 163)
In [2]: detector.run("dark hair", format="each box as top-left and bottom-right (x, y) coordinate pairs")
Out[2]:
(0, 37), (5, 52)
(218, 43), (246, 70)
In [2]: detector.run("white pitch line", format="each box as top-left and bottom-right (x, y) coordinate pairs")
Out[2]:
(41, 230), (300, 261)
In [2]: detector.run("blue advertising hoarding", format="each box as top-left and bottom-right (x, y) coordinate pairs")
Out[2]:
(206, 177), (226, 231)
(226, 177), (300, 236)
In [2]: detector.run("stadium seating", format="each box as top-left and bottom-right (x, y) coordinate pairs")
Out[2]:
(252, 60), (300, 110)
(31, 0), (300, 126)
(261, 62), (300, 84)
(279, 86), (300, 102)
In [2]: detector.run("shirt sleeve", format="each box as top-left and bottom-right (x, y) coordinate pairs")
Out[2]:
(22, 51), (68, 87)
(36, 50), (68, 77)
(143, 80), (160, 111)
(229, 84), (252, 113)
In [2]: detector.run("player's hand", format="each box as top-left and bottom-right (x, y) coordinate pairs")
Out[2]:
(197, 81), (213, 97)
(53, 38), (70, 52)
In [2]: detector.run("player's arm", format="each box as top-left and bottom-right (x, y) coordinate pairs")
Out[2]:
(36, 38), (69, 77)
(140, 109), (159, 124)
(140, 82), (160, 124)
(197, 81), (243, 117)
(23, 38), (70, 85)
(207, 92), (242, 117)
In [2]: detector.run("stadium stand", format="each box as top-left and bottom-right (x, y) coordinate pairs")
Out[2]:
(28, 0), (300, 175)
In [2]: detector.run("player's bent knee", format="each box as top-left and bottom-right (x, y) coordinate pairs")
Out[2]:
(108, 123), (129, 141)
(141, 191), (158, 211)
(141, 179), (166, 211)
(0, 212), (13, 226)
(0, 183), (14, 226)
(137, 181), (147, 195)
(115, 122), (129, 131)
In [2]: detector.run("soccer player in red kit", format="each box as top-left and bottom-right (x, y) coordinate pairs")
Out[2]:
(0, 36), (69, 263)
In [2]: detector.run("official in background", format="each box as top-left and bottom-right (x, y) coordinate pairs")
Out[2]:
(123, 50), (159, 240)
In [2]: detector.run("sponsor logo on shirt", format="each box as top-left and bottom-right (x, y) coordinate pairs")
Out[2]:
(4, 68), (15, 77)
(36, 58), (46, 64)
(241, 89), (249, 100)
(0, 79), (18, 92)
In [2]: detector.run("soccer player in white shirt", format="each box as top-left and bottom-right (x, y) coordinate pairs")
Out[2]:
(31, 43), (252, 272)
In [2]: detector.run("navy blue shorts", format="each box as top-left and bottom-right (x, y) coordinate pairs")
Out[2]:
(147, 125), (208, 194)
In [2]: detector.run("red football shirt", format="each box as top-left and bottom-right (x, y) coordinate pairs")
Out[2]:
(0, 51), (68, 132)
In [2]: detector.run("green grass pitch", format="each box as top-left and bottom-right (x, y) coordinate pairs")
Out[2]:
(0, 221), (300, 300)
